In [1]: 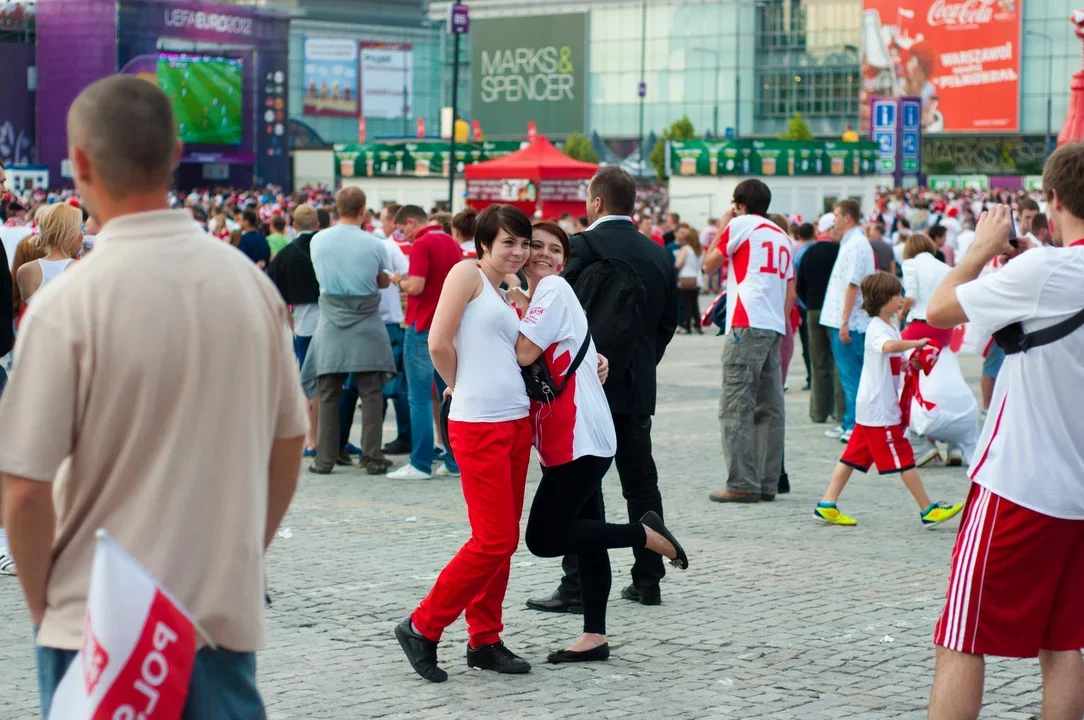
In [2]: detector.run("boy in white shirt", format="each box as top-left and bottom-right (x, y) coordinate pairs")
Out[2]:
(813, 271), (965, 528)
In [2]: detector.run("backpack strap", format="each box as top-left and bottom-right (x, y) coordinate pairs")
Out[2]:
(1000, 307), (1084, 355)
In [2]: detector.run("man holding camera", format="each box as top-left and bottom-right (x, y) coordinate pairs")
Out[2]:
(925, 143), (1084, 720)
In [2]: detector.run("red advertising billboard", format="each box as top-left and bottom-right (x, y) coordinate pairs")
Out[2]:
(860, 0), (1021, 134)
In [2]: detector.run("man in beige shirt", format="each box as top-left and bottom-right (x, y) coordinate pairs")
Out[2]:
(0, 76), (307, 717)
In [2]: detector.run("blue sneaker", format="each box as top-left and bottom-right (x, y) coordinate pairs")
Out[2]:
(303, 446), (316, 458)
(345, 443), (362, 456)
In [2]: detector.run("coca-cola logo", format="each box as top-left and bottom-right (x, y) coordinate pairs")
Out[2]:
(927, 0), (998, 27)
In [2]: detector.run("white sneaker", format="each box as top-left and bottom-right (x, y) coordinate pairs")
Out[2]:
(824, 425), (845, 439)
(915, 440), (942, 468)
(0, 550), (16, 576)
(435, 465), (461, 478)
(946, 445), (965, 467)
(839, 429), (852, 443)
(387, 464), (433, 480)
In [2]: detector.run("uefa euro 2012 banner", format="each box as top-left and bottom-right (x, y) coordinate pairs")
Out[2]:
(668, 140), (881, 178)
(333, 141), (528, 178)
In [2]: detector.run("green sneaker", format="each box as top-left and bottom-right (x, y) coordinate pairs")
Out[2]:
(814, 502), (857, 526)
(921, 501), (964, 528)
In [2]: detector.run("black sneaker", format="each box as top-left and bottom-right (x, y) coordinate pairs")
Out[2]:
(465, 641), (531, 674)
(382, 436), (412, 455)
(394, 618), (447, 683)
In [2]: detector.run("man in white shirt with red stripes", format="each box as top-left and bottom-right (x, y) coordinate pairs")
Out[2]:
(703, 179), (796, 503)
(926, 142), (1084, 720)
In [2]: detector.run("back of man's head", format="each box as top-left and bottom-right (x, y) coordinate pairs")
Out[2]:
(336, 186), (366, 220)
(242, 209), (259, 230)
(270, 215), (287, 233)
(1042, 142), (1084, 240)
(316, 207), (331, 230)
(394, 204), (428, 226)
(588, 166), (636, 217)
(798, 222), (815, 241)
(294, 204), (318, 232)
(67, 75), (179, 200)
(733, 179), (771, 216)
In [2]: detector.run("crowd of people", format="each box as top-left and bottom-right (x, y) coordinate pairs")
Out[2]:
(0, 74), (1079, 719)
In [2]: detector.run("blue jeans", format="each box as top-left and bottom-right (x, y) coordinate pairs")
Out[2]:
(383, 323), (411, 441)
(828, 327), (865, 431)
(293, 334), (312, 369)
(404, 327), (458, 474)
(37, 645), (264, 719)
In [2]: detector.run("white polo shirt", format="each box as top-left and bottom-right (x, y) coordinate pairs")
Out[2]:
(957, 243), (1084, 519)
(820, 226), (876, 332)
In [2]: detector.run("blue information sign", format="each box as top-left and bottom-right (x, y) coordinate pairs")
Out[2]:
(901, 130), (918, 159)
(902, 102), (920, 130)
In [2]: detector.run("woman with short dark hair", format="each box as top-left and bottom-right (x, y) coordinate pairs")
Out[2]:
(395, 204), (536, 683)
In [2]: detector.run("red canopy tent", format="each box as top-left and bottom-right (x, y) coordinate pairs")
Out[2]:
(464, 136), (598, 219)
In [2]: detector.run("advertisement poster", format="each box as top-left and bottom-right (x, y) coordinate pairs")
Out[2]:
(333, 141), (527, 178)
(668, 140), (880, 177)
(302, 38), (358, 117)
(360, 42), (413, 120)
(860, 0), (1021, 134)
(469, 13), (587, 138)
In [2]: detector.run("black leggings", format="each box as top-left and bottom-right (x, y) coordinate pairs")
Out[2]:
(525, 455), (647, 635)
(680, 288), (702, 332)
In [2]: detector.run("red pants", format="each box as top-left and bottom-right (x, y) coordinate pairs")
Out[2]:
(412, 417), (532, 647)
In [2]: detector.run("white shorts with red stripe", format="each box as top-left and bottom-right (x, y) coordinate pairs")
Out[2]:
(933, 483), (1084, 658)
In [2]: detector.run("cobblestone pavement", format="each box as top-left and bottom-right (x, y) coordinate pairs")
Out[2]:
(0, 333), (1044, 719)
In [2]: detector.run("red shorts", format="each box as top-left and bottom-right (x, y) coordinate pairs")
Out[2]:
(933, 483), (1084, 658)
(839, 423), (916, 474)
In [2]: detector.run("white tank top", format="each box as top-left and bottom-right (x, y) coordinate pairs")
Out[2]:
(678, 247), (701, 279)
(449, 267), (530, 423)
(38, 258), (74, 288)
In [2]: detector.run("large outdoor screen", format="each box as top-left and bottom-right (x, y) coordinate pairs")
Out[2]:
(157, 52), (244, 146)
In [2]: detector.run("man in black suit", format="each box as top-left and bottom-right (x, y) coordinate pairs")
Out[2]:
(527, 166), (679, 610)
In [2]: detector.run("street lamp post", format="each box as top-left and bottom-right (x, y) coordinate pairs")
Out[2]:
(638, 2), (647, 177)
(692, 47), (720, 136)
(447, 2), (469, 210)
(1026, 30), (1055, 156)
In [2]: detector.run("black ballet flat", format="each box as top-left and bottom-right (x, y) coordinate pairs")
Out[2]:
(640, 511), (689, 570)
(546, 643), (610, 664)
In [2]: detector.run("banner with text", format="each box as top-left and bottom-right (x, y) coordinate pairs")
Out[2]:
(860, 0), (1021, 134)
(469, 13), (587, 138)
(360, 42), (413, 120)
(302, 38), (358, 117)
(668, 140), (880, 178)
(334, 141), (527, 178)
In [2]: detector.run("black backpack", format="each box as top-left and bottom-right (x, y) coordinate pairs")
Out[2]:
(571, 234), (647, 381)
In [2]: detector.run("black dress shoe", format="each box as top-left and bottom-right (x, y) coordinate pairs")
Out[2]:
(465, 641), (531, 674)
(382, 437), (412, 455)
(525, 589), (583, 614)
(394, 618), (447, 683)
(620, 584), (661, 606)
(640, 510), (689, 570)
(547, 643), (610, 664)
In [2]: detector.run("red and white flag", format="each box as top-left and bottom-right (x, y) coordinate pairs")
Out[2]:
(48, 531), (211, 720)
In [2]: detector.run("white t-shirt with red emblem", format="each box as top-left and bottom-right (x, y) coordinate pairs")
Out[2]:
(957, 242), (1084, 519)
(856, 317), (903, 427)
(722, 214), (794, 334)
(518, 275), (616, 467)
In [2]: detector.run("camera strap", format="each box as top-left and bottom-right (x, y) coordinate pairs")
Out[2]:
(994, 307), (1084, 355)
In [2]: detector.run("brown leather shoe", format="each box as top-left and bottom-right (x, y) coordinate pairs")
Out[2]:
(709, 490), (760, 503)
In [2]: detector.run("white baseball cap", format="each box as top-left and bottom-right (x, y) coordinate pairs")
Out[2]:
(817, 212), (835, 234)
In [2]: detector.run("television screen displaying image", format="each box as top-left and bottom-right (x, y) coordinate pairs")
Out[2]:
(157, 53), (243, 146)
